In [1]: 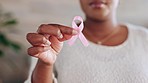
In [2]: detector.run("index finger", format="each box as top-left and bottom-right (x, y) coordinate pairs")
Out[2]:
(37, 24), (78, 37)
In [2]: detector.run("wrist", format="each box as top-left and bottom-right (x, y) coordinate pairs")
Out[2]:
(37, 59), (54, 68)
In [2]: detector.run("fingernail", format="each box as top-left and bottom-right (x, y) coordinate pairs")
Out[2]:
(46, 40), (51, 45)
(58, 34), (63, 39)
(72, 30), (78, 35)
(57, 30), (63, 39)
(43, 37), (51, 46)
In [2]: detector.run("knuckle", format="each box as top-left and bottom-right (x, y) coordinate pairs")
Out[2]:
(26, 33), (33, 41)
(38, 24), (47, 33)
(27, 47), (43, 56)
(39, 24), (47, 28)
(26, 33), (31, 38)
(34, 35), (44, 42)
(27, 33), (46, 45)
(60, 26), (73, 35)
(65, 28), (72, 34)
(27, 47), (33, 55)
(49, 25), (61, 36)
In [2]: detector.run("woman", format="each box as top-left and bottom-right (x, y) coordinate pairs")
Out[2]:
(26, 0), (148, 83)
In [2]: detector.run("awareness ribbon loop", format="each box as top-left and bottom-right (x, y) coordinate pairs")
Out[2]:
(68, 16), (89, 47)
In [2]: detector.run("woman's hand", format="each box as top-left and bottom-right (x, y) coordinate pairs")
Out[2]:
(26, 24), (78, 65)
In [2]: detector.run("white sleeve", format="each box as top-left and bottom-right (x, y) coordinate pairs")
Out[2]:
(53, 73), (58, 83)
(53, 64), (58, 83)
(24, 58), (38, 83)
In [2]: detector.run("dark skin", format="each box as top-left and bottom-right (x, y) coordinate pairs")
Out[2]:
(80, 0), (128, 46)
(83, 21), (128, 46)
(26, 0), (128, 83)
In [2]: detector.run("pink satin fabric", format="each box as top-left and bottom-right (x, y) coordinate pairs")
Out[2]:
(68, 16), (89, 47)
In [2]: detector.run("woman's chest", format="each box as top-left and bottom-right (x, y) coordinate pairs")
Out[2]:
(56, 48), (148, 83)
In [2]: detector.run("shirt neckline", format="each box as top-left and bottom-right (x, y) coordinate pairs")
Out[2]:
(88, 23), (132, 50)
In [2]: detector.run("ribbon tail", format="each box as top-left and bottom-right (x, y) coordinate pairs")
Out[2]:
(79, 33), (89, 47)
(68, 35), (78, 46)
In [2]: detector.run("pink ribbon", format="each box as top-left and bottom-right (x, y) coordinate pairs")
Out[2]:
(68, 16), (89, 47)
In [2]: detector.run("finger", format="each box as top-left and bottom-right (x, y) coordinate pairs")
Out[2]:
(37, 24), (63, 39)
(37, 24), (78, 38)
(58, 34), (72, 41)
(27, 46), (50, 56)
(26, 33), (51, 46)
(49, 36), (63, 53)
(57, 24), (78, 35)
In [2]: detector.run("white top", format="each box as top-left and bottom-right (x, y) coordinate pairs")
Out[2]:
(53, 24), (148, 83)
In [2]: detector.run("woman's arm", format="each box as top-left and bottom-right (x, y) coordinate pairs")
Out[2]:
(31, 60), (53, 83)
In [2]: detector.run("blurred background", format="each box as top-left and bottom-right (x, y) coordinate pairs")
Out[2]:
(0, 0), (148, 83)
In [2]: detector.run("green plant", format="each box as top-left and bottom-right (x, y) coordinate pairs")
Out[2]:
(0, 6), (21, 57)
